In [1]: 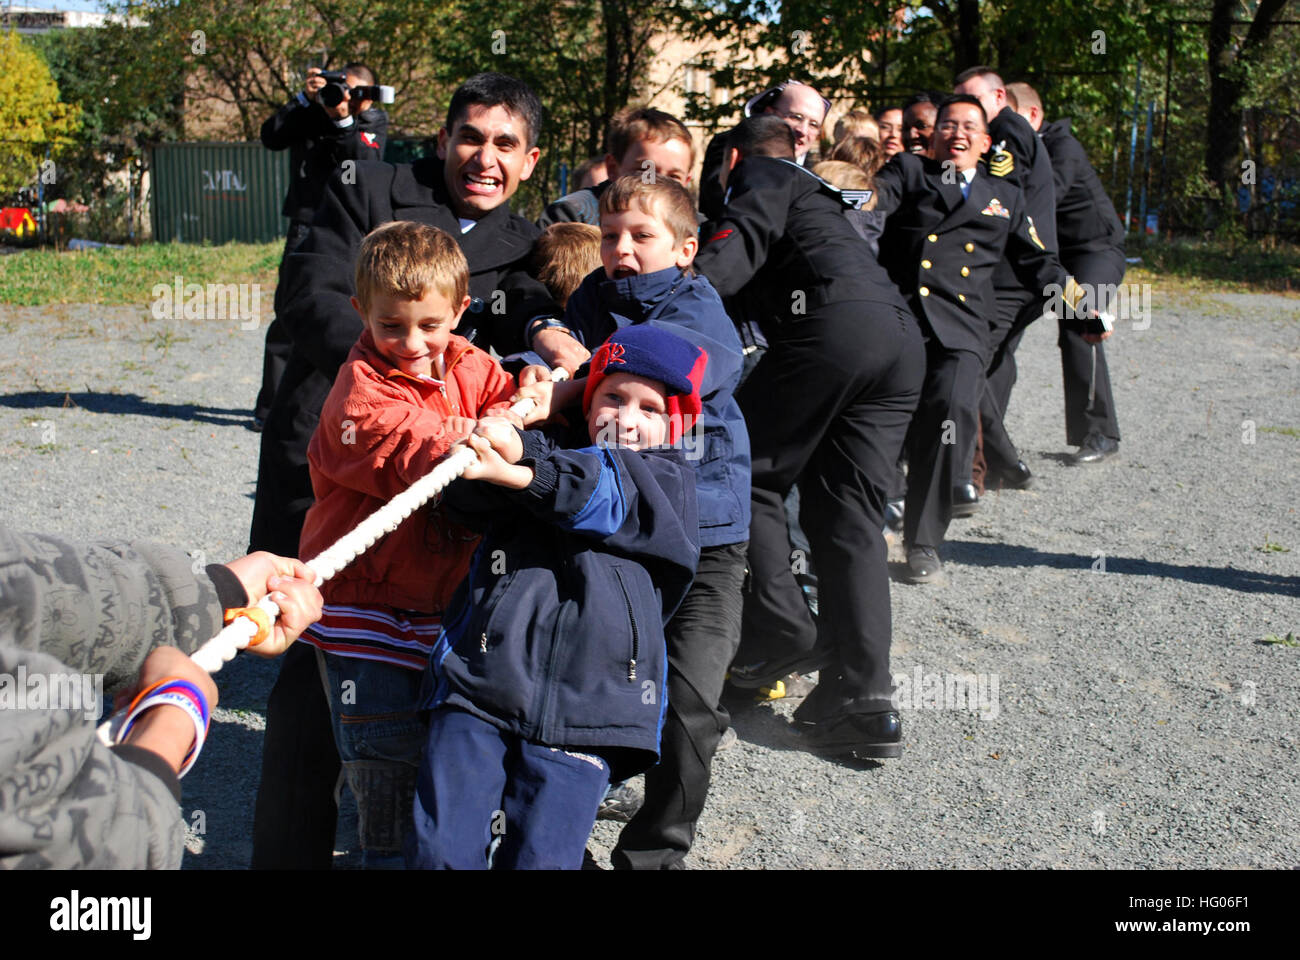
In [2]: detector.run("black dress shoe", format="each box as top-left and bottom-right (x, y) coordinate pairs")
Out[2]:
(1070, 434), (1119, 465)
(728, 645), (834, 690)
(992, 460), (1033, 490)
(903, 545), (944, 584)
(795, 709), (903, 759)
(950, 482), (979, 517)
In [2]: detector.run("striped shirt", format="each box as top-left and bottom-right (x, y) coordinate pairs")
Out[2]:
(300, 603), (443, 671)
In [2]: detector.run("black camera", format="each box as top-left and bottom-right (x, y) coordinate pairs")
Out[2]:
(317, 70), (395, 108)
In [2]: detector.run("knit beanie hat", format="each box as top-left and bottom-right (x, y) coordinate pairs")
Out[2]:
(583, 325), (708, 444)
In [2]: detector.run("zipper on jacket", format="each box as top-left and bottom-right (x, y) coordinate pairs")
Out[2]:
(476, 568), (518, 656)
(612, 567), (639, 681)
(535, 528), (571, 742)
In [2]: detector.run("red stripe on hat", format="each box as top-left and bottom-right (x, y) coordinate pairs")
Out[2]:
(666, 346), (708, 444)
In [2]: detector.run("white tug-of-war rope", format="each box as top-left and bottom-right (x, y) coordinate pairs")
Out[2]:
(96, 368), (567, 746)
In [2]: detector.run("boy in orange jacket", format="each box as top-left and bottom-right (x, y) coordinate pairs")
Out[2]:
(297, 220), (517, 866)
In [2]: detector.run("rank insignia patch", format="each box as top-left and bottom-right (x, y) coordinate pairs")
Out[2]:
(988, 146), (1014, 177)
(981, 198), (1010, 219)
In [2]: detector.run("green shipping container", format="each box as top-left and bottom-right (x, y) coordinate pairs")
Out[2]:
(150, 143), (290, 244)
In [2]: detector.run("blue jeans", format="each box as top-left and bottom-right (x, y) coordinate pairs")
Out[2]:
(316, 650), (426, 866)
(407, 707), (610, 870)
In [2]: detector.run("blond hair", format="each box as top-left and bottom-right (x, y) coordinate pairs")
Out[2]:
(829, 136), (885, 177)
(833, 108), (879, 145)
(607, 106), (696, 169)
(599, 175), (699, 248)
(1004, 81), (1041, 114)
(353, 221), (469, 312)
(813, 161), (877, 209)
(534, 222), (602, 306)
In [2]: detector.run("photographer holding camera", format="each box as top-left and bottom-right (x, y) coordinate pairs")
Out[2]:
(253, 63), (390, 430)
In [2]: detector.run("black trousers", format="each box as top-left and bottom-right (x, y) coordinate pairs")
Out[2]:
(730, 348), (812, 671)
(250, 640), (341, 869)
(903, 335), (984, 549)
(254, 222), (311, 421)
(1059, 248), (1125, 446)
(980, 288), (1039, 474)
(249, 368), (340, 869)
(731, 303), (923, 700)
(612, 541), (748, 870)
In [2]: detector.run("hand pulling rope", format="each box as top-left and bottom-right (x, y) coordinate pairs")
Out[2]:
(96, 369), (568, 746)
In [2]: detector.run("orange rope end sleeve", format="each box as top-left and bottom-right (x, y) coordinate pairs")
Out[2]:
(224, 605), (273, 647)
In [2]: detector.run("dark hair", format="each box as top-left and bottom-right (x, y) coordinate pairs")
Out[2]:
(344, 62), (376, 85)
(954, 65), (1003, 89)
(445, 72), (543, 148)
(728, 115), (796, 159)
(573, 155), (608, 187)
(874, 105), (902, 120)
(936, 94), (989, 130)
(903, 91), (943, 110)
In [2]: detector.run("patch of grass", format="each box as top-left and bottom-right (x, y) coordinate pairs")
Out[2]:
(0, 241), (281, 306)
(1127, 237), (1300, 295)
(1261, 632), (1299, 647)
(146, 329), (191, 356)
(223, 707), (262, 722)
(1258, 425), (1300, 438)
(1257, 534), (1291, 554)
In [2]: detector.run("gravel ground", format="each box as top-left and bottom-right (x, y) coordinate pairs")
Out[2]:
(0, 285), (1296, 870)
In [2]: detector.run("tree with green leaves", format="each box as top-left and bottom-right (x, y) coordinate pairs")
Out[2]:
(33, 19), (184, 216)
(1206, 0), (1293, 195)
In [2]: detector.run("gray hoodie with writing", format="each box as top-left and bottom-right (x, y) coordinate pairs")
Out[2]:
(0, 529), (246, 869)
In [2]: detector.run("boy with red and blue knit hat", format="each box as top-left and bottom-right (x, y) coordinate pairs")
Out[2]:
(408, 324), (705, 870)
(526, 175), (750, 869)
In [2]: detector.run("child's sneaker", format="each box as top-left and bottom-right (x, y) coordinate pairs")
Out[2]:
(596, 781), (643, 822)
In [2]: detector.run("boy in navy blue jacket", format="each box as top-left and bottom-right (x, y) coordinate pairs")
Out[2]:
(407, 325), (705, 870)
(528, 176), (750, 869)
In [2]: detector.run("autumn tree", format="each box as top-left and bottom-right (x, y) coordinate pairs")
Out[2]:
(0, 28), (81, 198)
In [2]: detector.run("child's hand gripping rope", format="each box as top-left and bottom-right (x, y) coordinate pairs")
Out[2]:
(96, 368), (569, 752)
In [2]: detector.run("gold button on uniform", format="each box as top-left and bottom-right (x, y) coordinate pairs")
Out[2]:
(919, 286), (930, 296)
(927, 234), (938, 242)
(965, 242), (974, 252)
(958, 294), (967, 302)
(921, 259), (932, 269)
(960, 266), (970, 277)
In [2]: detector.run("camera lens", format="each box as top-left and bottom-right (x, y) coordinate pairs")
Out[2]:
(319, 83), (348, 109)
